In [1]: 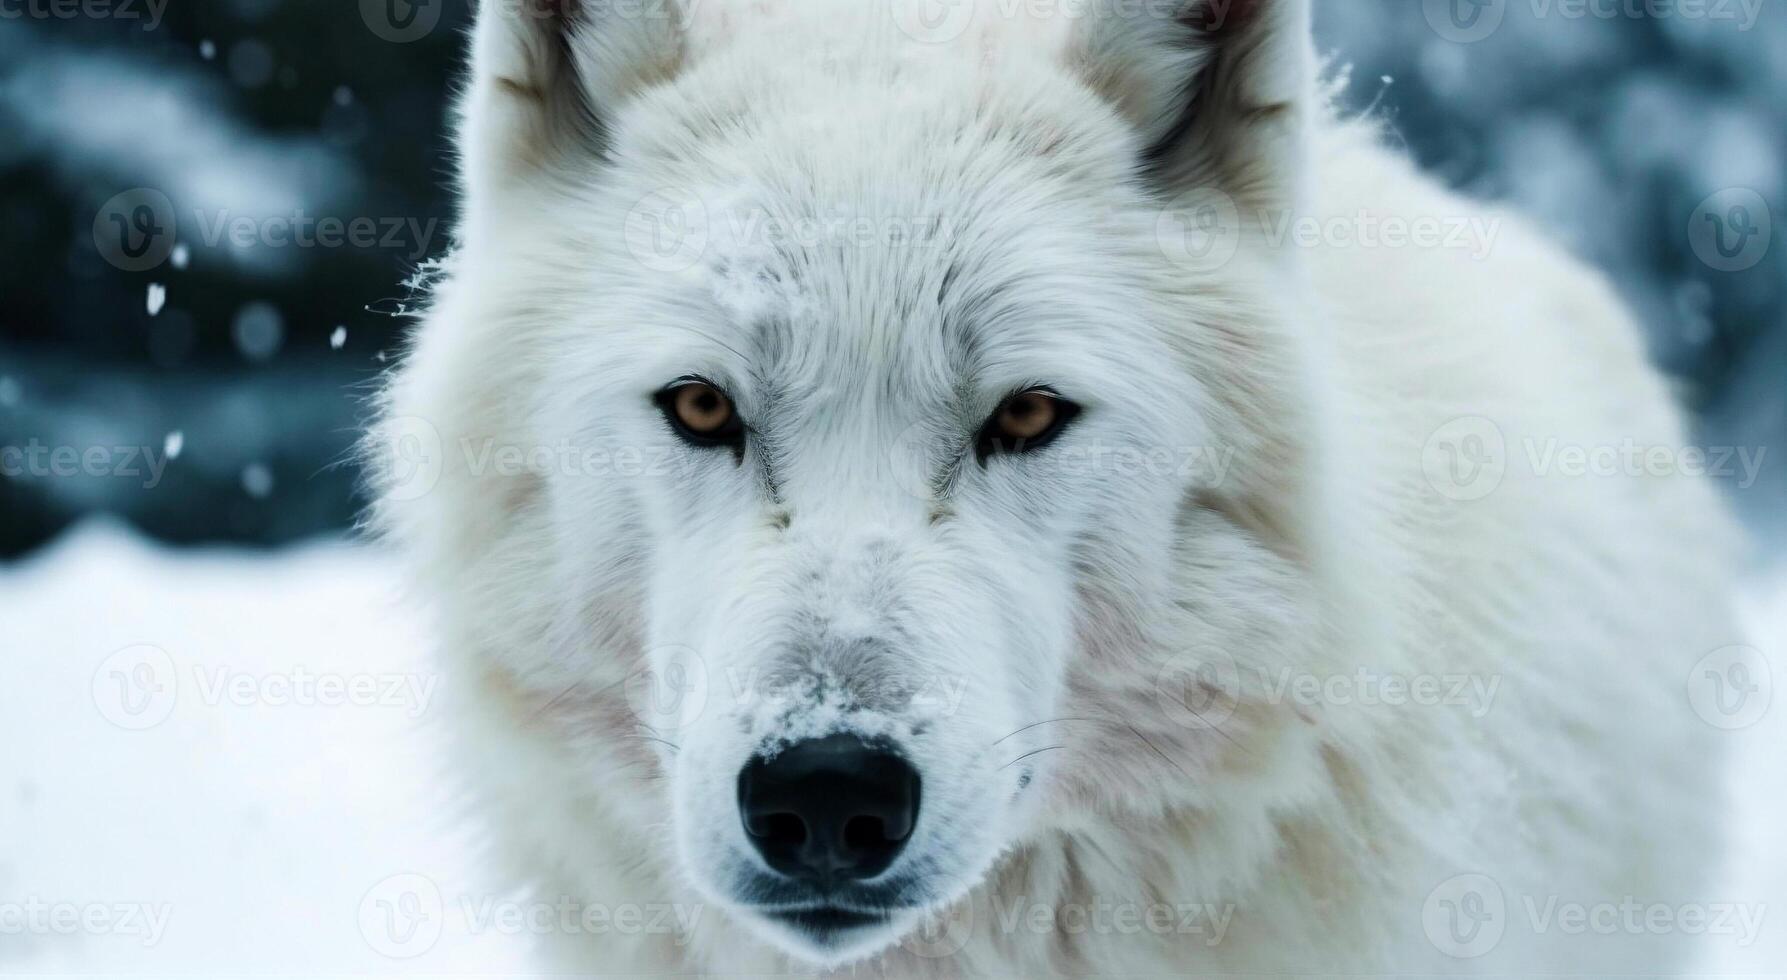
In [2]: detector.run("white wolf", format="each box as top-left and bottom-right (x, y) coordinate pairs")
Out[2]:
(370, 0), (1744, 973)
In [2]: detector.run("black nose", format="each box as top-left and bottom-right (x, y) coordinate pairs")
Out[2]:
(738, 735), (921, 884)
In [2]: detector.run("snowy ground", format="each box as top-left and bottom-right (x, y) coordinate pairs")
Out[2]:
(2, 521), (1783, 975)
(0, 522), (526, 975)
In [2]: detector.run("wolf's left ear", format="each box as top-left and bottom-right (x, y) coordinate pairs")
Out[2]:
(1067, 0), (1313, 214)
(458, 0), (683, 223)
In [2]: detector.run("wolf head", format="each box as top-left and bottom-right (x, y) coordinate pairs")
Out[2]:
(377, 0), (1348, 967)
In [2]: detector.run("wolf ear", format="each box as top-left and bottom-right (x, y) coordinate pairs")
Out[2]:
(1068, 0), (1313, 214)
(457, 0), (683, 219)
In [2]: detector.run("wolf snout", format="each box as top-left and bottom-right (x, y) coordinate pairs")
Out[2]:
(737, 735), (921, 884)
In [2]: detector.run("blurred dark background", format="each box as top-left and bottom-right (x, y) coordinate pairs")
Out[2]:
(1, 0), (1782, 559)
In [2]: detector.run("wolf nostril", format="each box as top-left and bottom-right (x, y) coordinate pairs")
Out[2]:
(737, 735), (921, 884)
(843, 815), (885, 850)
(836, 815), (900, 854)
(755, 812), (807, 845)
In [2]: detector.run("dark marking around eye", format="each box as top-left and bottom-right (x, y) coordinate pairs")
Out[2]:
(654, 378), (746, 453)
(974, 388), (1082, 464)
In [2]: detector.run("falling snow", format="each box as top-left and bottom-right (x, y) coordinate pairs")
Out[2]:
(232, 302), (285, 363)
(240, 462), (274, 499)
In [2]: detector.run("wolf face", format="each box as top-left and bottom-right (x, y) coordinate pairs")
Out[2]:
(618, 122), (1209, 960)
(377, 0), (1337, 967)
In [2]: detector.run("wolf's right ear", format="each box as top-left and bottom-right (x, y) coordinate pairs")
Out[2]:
(457, 0), (683, 221)
(1065, 0), (1313, 218)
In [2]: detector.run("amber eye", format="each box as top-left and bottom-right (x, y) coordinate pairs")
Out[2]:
(975, 388), (1080, 463)
(655, 379), (745, 448)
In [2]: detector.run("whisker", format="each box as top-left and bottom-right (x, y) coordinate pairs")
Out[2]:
(523, 673), (626, 728)
(1123, 722), (1190, 777)
(622, 733), (682, 753)
(990, 717), (1103, 746)
(1155, 696), (1248, 751)
(998, 745), (1065, 771)
(991, 711), (1246, 778)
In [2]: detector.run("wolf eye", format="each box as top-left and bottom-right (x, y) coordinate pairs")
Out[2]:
(975, 389), (1080, 463)
(655, 379), (745, 449)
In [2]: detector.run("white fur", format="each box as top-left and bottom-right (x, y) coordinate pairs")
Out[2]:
(369, 0), (1742, 973)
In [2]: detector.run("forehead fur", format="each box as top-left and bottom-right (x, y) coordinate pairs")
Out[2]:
(496, 6), (1197, 406)
(612, 2), (1141, 190)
